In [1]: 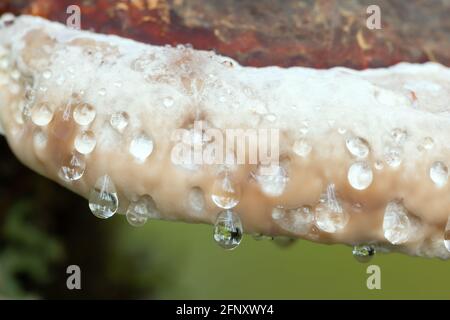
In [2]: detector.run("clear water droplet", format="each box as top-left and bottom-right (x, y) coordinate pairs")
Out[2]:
(352, 244), (375, 263)
(213, 210), (243, 250)
(42, 70), (52, 80)
(73, 103), (96, 126)
(265, 114), (277, 122)
(272, 205), (314, 235)
(188, 187), (205, 215)
(126, 195), (159, 227)
(33, 129), (47, 149)
(129, 133), (154, 162)
(211, 174), (241, 209)
(384, 146), (402, 168)
(293, 139), (312, 158)
(391, 128), (407, 145)
(110, 111), (129, 133)
(444, 217), (450, 252)
(374, 160), (384, 170)
(59, 152), (86, 181)
(315, 184), (348, 233)
(89, 175), (119, 219)
(98, 88), (106, 96)
(31, 102), (53, 126)
(338, 127), (347, 135)
(74, 130), (97, 155)
(163, 97), (174, 108)
(422, 137), (434, 150)
(346, 136), (369, 159)
(429, 161), (448, 187)
(348, 161), (373, 190)
(383, 200), (411, 244)
(253, 164), (288, 197)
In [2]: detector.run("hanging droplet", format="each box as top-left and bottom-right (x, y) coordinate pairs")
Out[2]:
(444, 217), (450, 252)
(292, 139), (312, 158)
(384, 146), (402, 168)
(352, 244), (375, 263)
(345, 136), (369, 159)
(59, 152), (86, 182)
(163, 97), (174, 108)
(31, 102), (53, 126)
(213, 210), (243, 250)
(272, 205), (314, 235)
(383, 200), (411, 245)
(253, 164), (288, 197)
(338, 127), (347, 135)
(74, 130), (97, 155)
(126, 195), (159, 227)
(429, 161), (448, 187)
(129, 132), (154, 162)
(419, 136), (434, 150)
(89, 175), (119, 219)
(315, 184), (348, 233)
(348, 161), (373, 190)
(211, 174), (241, 209)
(73, 103), (96, 126)
(110, 111), (129, 133)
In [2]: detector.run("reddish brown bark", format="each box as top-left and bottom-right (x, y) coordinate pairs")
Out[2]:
(1, 0), (450, 68)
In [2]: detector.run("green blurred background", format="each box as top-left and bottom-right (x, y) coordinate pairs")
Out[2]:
(0, 139), (449, 299)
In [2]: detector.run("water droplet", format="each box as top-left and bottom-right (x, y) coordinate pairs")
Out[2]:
(129, 133), (154, 162)
(253, 164), (288, 197)
(348, 161), (373, 190)
(213, 210), (243, 250)
(211, 174), (241, 209)
(422, 137), (434, 150)
(391, 128), (407, 145)
(163, 97), (174, 108)
(31, 103), (53, 126)
(59, 152), (86, 181)
(265, 114), (277, 122)
(352, 244), (375, 263)
(33, 129), (47, 149)
(272, 205), (314, 235)
(98, 88), (106, 96)
(383, 200), (411, 245)
(374, 160), (384, 170)
(338, 127), (347, 135)
(315, 184), (348, 233)
(110, 111), (129, 133)
(346, 136), (369, 159)
(384, 146), (402, 168)
(42, 70), (52, 80)
(126, 195), (159, 227)
(73, 103), (96, 126)
(293, 139), (312, 158)
(89, 175), (119, 219)
(74, 130), (97, 155)
(188, 187), (205, 215)
(429, 161), (448, 187)
(444, 217), (450, 252)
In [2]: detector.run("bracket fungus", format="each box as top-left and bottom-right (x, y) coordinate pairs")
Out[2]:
(1, 14), (450, 259)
